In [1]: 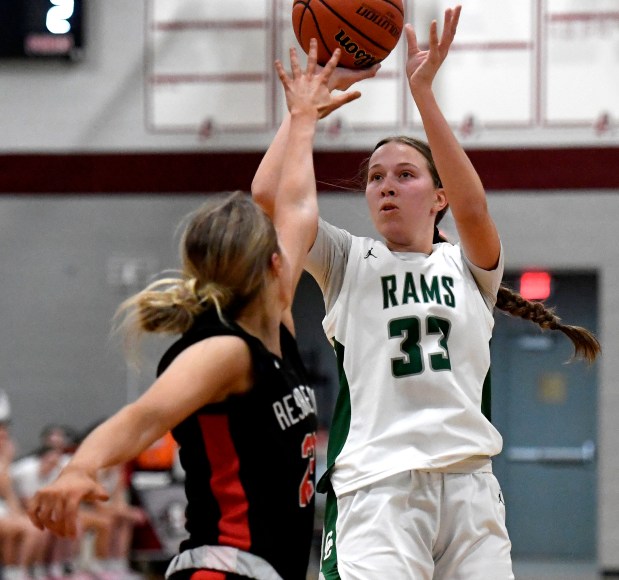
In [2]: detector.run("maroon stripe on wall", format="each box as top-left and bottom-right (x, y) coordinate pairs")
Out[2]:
(0, 147), (617, 194)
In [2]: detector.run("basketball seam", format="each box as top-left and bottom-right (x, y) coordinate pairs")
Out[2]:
(296, 2), (335, 61)
(378, 0), (404, 17)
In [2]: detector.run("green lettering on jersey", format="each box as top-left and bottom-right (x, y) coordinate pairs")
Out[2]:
(442, 276), (455, 307)
(388, 315), (452, 377)
(389, 316), (424, 376)
(427, 316), (452, 370)
(421, 275), (441, 304)
(402, 272), (420, 304)
(381, 275), (398, 309)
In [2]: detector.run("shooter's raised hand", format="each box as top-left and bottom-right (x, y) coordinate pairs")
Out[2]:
(405, 5), (461, 91)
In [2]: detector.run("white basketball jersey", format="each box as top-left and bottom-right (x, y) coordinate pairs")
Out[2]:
(320, 234), (504, 496)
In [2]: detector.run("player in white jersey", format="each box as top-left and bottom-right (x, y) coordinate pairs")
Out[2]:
(307, 214), (512, 579)
(253, 6), (600, 579)
(312, 230), (504, 496)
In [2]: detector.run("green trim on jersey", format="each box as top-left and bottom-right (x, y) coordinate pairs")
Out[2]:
(317, 339), (351, 494)
(320, 487), (341, 579)
(481, 365), (492, 421)
(326, 339), (352, 467)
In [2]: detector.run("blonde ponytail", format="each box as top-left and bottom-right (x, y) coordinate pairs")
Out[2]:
(113, 191), (280, 360)
(196, 282), (234, 324)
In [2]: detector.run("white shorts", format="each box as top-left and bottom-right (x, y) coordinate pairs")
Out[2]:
(321, 459), (514, 580)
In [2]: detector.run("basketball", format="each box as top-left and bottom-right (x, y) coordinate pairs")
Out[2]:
(292, 0), (404, 69)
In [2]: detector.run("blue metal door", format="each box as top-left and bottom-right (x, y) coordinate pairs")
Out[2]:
(491, 273), (598, 559)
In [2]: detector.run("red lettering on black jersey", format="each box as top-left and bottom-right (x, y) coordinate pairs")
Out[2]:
(299, 432), (317, 507)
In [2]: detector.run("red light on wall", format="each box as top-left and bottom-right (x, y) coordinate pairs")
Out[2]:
(519, 271), (552, 300)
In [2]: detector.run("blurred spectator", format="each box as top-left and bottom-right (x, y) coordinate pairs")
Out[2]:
(79, 466), (145, 579)
(0, 420), (49, 580)
(73, 422), (145, 579)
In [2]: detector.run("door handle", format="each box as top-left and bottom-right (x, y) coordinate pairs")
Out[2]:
(506, 440), (595, 465)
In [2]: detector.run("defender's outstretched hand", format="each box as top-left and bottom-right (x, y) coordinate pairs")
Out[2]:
(405, 5), (461, 90)
(28, 468), (110, 538)
(275, 39), (362, 119)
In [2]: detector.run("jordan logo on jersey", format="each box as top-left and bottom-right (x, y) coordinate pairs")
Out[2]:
(364, 248), (378, 259)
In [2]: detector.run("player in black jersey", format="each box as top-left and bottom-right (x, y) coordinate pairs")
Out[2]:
(26, 43), (362, 580)
(158, 309), (318, 580)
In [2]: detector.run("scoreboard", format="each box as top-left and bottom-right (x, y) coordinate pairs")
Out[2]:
(0, 0), (84, 59)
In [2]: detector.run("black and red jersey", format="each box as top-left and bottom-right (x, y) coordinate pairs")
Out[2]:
(157, 309), (318, 580)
